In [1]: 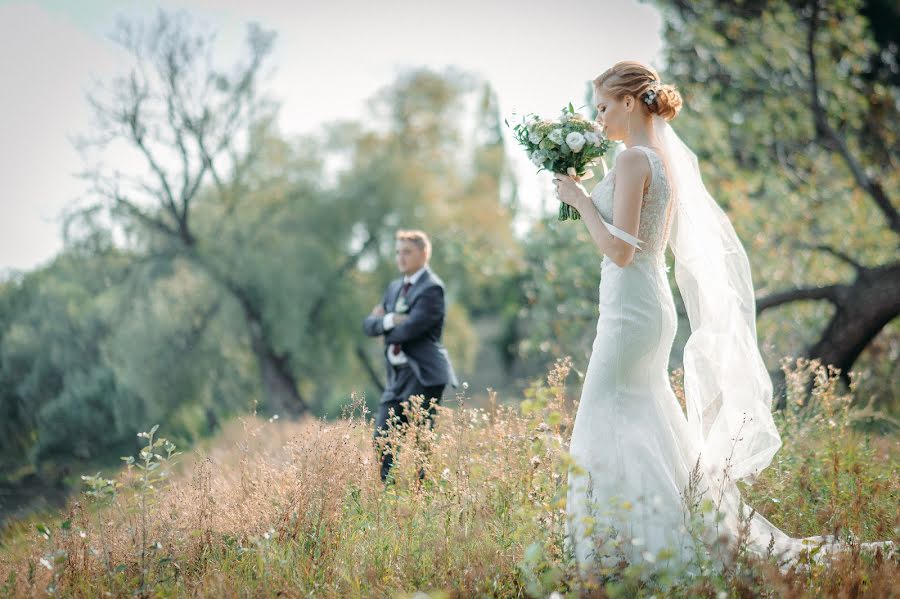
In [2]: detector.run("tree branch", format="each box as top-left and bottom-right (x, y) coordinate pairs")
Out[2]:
(793, 241), (867, 271)
(355, 344), (385, 393)
(307, 232), (380, 326)
(756, 284), (842, 314)
(125, 73), (184, 231)
(806, 0), (900, 236)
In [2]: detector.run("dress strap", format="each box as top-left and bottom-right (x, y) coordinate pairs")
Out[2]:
(631, 145), (668, 195)
(631, 145), (662, 173)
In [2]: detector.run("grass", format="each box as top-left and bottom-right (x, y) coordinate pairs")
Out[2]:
(0, 357), (896, 598)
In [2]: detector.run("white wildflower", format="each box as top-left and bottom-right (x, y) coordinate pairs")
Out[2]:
(548, 128), (564, 144)
(39, 558), (53, 570)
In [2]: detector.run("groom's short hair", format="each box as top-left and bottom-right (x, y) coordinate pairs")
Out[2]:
(396, 229), (432, 260)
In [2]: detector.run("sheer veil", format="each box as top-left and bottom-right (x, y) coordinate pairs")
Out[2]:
(654, 113), (894, 563)
(655, 113), (781, 485)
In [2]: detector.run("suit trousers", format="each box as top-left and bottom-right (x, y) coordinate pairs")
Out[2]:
(373, 363), (445, 482)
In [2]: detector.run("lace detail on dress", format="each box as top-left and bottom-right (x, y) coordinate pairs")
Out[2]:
(590, 146), (674, 258)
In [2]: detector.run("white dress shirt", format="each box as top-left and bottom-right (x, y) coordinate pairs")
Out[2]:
(383, 266), (427, 365)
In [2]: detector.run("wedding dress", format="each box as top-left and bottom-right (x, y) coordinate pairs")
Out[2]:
(564, 143), (702, 571)
(563, 117), (893, 575)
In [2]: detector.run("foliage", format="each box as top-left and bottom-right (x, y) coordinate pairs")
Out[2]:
(649, 0), (899, 406)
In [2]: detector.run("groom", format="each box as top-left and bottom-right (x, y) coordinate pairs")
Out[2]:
(363, 229), (458, 483)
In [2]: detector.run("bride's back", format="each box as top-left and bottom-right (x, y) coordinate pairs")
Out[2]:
(590, 146), (673, 258)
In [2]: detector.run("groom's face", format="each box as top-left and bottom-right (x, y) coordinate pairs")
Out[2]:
(395, 240), (427, 275)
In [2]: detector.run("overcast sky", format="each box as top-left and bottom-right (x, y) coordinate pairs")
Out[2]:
(0, 0), (665, 273)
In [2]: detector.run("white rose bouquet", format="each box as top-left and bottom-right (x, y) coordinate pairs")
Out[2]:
(507, 103), (611, 221)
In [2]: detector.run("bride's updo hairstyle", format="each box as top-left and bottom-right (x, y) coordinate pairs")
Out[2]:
(593, 61), (683, 122)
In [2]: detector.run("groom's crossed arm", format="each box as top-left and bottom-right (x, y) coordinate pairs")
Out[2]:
(382, 285), (444, 345)
(363, 287), (390, 337)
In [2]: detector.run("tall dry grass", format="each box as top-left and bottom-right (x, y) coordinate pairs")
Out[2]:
(0, 357), (896, 597)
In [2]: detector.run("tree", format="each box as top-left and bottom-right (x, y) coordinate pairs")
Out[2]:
(75, 11), (314, 415)
(651, 0), (899, 386)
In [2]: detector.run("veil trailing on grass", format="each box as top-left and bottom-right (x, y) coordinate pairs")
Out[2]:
(656, 113), (893, 564)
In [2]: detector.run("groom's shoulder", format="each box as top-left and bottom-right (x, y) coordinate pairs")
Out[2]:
(423, 269), (445, 290)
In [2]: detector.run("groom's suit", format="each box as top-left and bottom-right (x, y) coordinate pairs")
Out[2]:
(363, 266), (458, 481)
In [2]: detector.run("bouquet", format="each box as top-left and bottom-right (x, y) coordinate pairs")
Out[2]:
(507, 103), (611, 220)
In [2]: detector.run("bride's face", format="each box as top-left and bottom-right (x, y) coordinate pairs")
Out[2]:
(593, 87), (632, 141)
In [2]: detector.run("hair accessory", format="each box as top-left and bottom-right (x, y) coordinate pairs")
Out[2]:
(643, 80), (660, 106)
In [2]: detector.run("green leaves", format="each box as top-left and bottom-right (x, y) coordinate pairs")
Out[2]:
(35, 523), (51, 540)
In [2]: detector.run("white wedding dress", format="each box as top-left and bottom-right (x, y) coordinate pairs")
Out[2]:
(563, 144), (892, 574)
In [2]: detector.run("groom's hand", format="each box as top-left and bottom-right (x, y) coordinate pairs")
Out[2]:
(394, 314), (409, 325)
(371, 304), (385, 317)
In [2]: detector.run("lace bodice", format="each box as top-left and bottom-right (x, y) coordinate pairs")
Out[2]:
(590, 145), (674, 258)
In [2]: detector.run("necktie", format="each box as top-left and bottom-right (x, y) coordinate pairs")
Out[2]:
(391, 281), (412, 355)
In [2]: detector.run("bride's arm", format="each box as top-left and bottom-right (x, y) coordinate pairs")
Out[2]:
(555, 149), (648, 268)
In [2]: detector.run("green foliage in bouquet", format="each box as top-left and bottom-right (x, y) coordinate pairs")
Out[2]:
(507, 103), (612, 221)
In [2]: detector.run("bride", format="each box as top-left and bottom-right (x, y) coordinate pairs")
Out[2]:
(552, 60), (891, 575)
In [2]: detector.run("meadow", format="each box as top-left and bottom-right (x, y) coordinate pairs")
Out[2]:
(0, 357), (896, 598)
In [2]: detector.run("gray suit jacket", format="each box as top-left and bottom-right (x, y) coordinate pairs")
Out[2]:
(363, 267), (459, 390)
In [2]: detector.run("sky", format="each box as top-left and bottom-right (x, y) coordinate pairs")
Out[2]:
(0, 0), (665, 273)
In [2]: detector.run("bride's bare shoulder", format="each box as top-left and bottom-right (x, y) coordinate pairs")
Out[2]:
(613, 148), (652, 184)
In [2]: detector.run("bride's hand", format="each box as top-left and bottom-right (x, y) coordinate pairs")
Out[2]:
(553, 173), (589, 211)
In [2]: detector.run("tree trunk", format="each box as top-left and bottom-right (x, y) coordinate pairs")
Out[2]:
(185, 252), (307, 417)
(246, 314), (307, 417)
(806, 263), (900, 384)
(758, 261), (900, 407)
